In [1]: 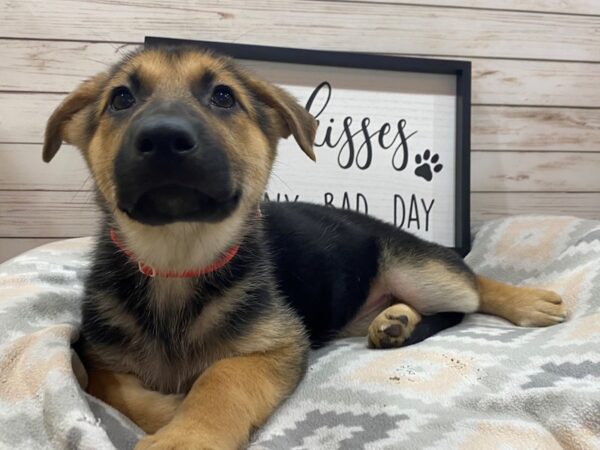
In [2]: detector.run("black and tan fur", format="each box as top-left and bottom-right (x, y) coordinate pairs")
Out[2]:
(42, 46), (566, 450)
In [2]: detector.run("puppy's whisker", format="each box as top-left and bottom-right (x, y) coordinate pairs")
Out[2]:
(269, 172), (293, 192)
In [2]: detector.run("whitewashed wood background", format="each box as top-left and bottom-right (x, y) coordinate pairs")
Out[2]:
(1, 0), (599, 261)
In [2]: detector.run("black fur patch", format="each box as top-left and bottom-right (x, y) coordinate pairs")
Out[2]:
(84, 106), (100, 143)
(253, 101), (275, 143)
(262, 202), (467, 346)
(82, 309), (130, 347)
(262, 202), (379, 345)
(200, 70), (215, 91)
(128, 71), (141, 92)
(190, 69), (216, 104)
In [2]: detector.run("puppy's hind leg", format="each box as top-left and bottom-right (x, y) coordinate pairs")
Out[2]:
(378, 242), (481, 317)
(366, 235), (566, 350)
(364, 239), (478, 349)
(378, 237), (567, 328)
(476, 276), (566, 327)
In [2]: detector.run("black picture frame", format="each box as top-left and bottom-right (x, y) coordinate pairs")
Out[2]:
(144, 36), (471, 256)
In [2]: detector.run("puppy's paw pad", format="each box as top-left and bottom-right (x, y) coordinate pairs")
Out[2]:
(368, 304), (420, 349)
(386, 313), (409, 325)
(383, 323), (404, 337)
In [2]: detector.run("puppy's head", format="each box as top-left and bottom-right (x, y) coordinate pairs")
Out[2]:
(43, 46), (316, 228)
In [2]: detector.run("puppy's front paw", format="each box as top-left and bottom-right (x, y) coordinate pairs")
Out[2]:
(368, 303), (421, 349)
(135, 423), (222, 450)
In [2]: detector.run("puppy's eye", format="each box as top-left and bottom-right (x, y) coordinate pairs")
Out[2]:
(110, 87), (136, 111)
(210, 85), (235, 108)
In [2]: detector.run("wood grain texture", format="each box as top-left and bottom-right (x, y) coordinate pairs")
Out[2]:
(1, 191), (597, 239)
(0, 191), (100, 237)
(3, 39), (600, 108)
(471, 192), (600, 222)
(4, 144), (600, 193)
(0, 144), (90, 190)
(3, 93), (599, 151)
(472, 106), (600, 152)
(471, 151), (600, 192)
(342, 0), (600, 16)
(0, 39), (130, 93)
(0, 238), (58, 262)
(0, 93), (55, 143)
(1, 1), (599, 62)
(471, 59), (600, 107)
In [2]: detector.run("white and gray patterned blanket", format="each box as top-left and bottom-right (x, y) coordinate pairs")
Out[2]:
(1, 216), (599, 449)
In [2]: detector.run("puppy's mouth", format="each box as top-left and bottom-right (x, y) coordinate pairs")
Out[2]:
(119, 184), (241, 225)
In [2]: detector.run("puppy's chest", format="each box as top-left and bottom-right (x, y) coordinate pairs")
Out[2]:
(89, 278), (225, 393)
(127, 339), (215, 394)
(125, 340), (208, 394)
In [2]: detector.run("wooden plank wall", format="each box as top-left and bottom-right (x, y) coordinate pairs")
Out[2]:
(1, 0), (599, 261)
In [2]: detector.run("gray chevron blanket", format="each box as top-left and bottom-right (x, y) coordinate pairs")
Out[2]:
(1, 215), (599, 449)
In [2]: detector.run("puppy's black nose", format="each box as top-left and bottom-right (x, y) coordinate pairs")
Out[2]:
(135, 116), (197, 155)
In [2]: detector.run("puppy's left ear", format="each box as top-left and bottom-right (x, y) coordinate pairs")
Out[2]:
(242, 73), (318, 161)
(43, 72), (108, 163)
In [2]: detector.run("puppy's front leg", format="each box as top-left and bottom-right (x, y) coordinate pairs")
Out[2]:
(86, 368), (183, 434)
(135, 345), (305, 450)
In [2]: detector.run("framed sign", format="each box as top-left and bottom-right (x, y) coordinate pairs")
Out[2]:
(145, 36), (471, 255)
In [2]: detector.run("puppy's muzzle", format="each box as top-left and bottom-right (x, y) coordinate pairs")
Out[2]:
(115, 102), (240, 225)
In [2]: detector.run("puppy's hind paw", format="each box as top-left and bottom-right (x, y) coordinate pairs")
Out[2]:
(512, 288), (567, 327)
(368, 303), (422, 349)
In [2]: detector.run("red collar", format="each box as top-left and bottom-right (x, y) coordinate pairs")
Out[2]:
(109, 228), (240, 278)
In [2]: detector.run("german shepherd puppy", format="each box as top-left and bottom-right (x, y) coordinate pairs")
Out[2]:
(42, 46), (566, 450)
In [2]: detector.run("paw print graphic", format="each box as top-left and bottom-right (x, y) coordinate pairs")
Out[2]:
(414, 150), (443, 182)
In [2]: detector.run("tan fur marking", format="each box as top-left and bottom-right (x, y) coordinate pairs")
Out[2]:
(187, 281), (256, 341)
(114, 216), (248, 273)
(235, 67), (318, 161)
(379, 245), (480, 315)
(135, 348), (302, 450)
(86, 368), (182, 434)
(476, 276), (566, 326)
(42, 72), (108, 162)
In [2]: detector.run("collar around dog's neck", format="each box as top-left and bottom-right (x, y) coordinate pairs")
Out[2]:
(109, 228), (240, 278)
